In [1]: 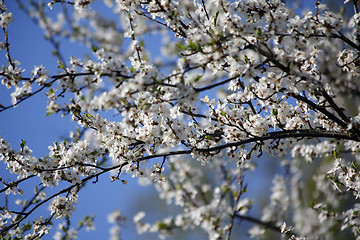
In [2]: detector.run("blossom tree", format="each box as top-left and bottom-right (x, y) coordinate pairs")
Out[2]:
(1, 0), (360, 239)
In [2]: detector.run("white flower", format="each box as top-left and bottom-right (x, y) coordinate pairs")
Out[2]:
(236, 198), (253, 215)
(108, 209), (123, 223)
(83, 215), (95, 231)
(49, 196), (76, 219)
(74, 0), (93, 12)
(133, 211), (146, 223)
(248, 225), (265, 238)
(0, 11), (13, 28)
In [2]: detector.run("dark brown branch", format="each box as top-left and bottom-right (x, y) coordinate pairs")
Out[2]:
(331, 31), (360, 52)
(1, 21), (15, 69)
(0, 78), (57, 112)
(196, 129), (357, 153)
(0, 71), (131, 113)
(0, 162), (127, 235)
(132, 129), (358, 162)
(235, 214), (280, 232)
(0, 175), (36, 194)
(194, 74), (240, 92)
(200, 0), (210, 20)
(290, 93), (349, 129)
(22, 186), (46, 213)
(245, 42), (290, 73)
(320, 89), (350, 124)
(34, 162), (107, 172)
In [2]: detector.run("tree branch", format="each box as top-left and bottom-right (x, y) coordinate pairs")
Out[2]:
(194, 74), (240, 92)
(196, 129), (357, 154)
(0, 162), (127, 235)
(290, 93), (349, 129)
(235, 214), (280, 233)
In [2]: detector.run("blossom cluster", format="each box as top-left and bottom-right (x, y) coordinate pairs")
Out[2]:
(1, 0), (360, 239)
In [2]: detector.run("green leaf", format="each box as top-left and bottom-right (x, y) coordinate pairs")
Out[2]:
(57, 60), (64, 69)
(91, 45), (98, 53)
(240, 80), (245, 89)
(219, 109), (226, 117)
(351, 161), (358, 171)
(204, 135), (213, 140)
(221, 185), (229, 193)
(188, 40), (201, 52)
(256, 28), (262, 37)
(157, 221), (169, 230)
(214, 11), (219, 26)
(22, 222), (32, 231)
(84, 113), (93, 120)
(20, 139), (26, 151)
(232, 190), (238, 198)
(78, 220), (84, 228)
(48, 88), (54, 96)
(90, 150), (98, 156)
(213, 217), (220, 226)
(193, 75), (202, 82)
(176, 42), (186, 51)
(243, 55), (249, 64)
(237, 206), (244, 212)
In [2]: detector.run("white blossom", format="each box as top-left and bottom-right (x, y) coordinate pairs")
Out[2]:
(49, 196), (77, 219)
(0, 10), (13, 28)
(2, 0), (360, 239)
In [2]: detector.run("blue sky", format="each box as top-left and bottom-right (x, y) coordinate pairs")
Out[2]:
(0, 0), (329, 239)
